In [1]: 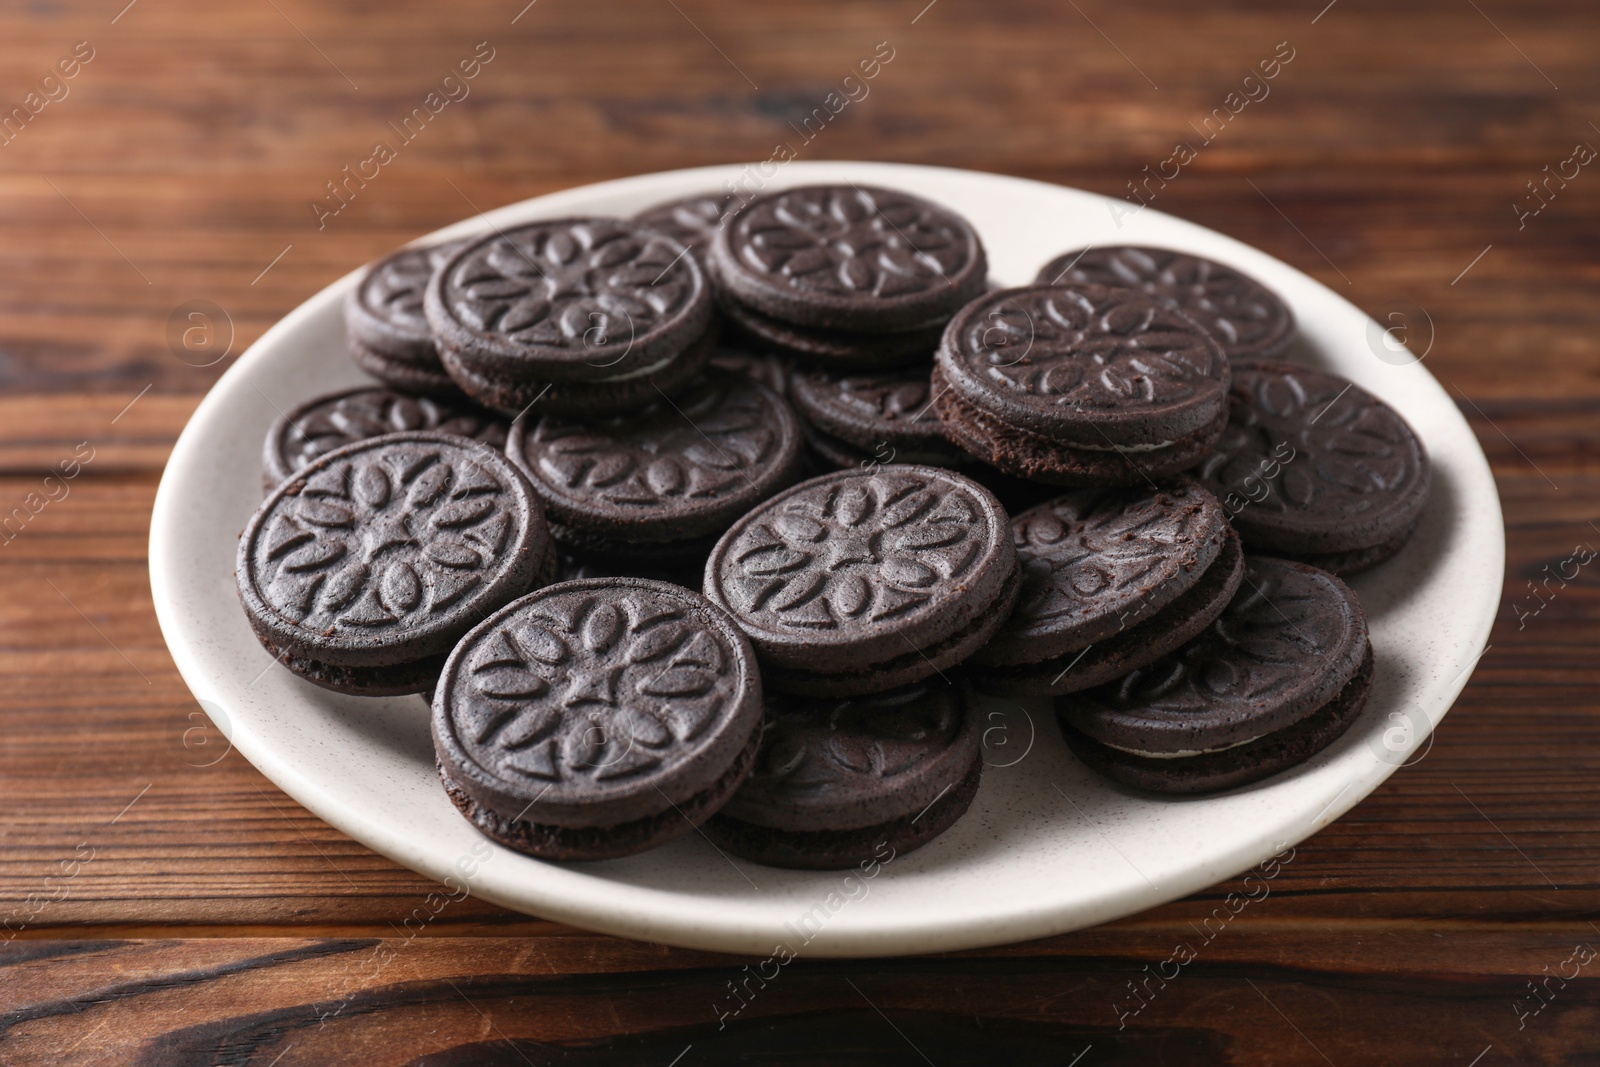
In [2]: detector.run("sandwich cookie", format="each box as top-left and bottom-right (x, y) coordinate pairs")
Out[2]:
(709, 184), (987, 369)
(705, 678), (982, 869)
(787, 365), (971, 472)
(1036, 246), (1295, 361)
(261, 385), (508, 492)
(1194, 360), (1430, 574)
(704, 466), (1020, 696)
(1059, 556), (1373, 794)
(425, 218), (715, 416)
(237, 432), (553, 696)
(933, 285), (1231, 485)
(432, 578), (763, 861)
(507, 368), (804, 564)
(969, 479), (1244, 697)
(344, 239), (470, 395)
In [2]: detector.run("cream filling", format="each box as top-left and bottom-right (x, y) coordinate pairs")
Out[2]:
(1058, 436), (1178, 454)
(1102, 732), (1267, 760)
(592, 348), (679, 382)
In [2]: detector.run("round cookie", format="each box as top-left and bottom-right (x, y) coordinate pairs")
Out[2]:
(426, 217), (714, 410)
(705, 678), (982, 869)
(976, 526), (1244, 698)
(969, 479), (1230, 669)
(1037, 246), (1295, 361)
(788, 365), (971, 470)
(1058, 556), (1373, 794)
(506, 368), (804, 559)
(703, 466), (1020, 696)
(345, 239), (470, 395)
(719, 294), (948, 369)
(432, 578), (763, 861)
(1194, 360), (1430, 573)
(933, 285), (1231, 485)
(261, 386), (508, 492)
(709, 184), (988, 333)
(633, 192), (738, 261)
(237, 431), (552, 696)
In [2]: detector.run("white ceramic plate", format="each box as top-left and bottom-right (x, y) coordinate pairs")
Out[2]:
(149, 162), (1502, 958)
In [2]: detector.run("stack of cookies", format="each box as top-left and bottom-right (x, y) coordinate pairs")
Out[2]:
(234, 179), (1432, 872)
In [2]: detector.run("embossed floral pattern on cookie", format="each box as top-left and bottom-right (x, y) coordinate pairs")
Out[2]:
(443, 582), (756, 793)
(248, 436), (531, 636)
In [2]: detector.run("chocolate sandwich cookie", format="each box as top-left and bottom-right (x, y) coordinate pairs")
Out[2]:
(969, 479), (1245, 697)
(709, 184), (988, 333)
(440, 322), (717, 419)
(1195, 360), (1430, 574)
(981, 527), (1244, 698)
(704, 466), (1020, 696)
(237, 431), (553, 696)
(426, 218), (714, 415)
(1036, 246), (1295, 361)
(705, 678), (982, 869)
(261, 385), (508, 492)
(933, 285), (1231, 485)
(432, 578), (763, 861)
(788, 365), (970, 471)
(718, 294), (948, 370)
(507, 368), (804, 563)
(345, 239), (470, 395)
(1059, 556), (1373, 794)
(633, 192), (738, 262)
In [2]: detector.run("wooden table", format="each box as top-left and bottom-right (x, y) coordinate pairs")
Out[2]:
(2, 0), (1596, 1062)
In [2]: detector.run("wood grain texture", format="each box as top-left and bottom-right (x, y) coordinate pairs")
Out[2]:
(1, 0), (1598, 1062)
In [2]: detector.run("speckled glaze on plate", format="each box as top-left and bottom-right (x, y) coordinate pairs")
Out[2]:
(150, 162), (1502, 958)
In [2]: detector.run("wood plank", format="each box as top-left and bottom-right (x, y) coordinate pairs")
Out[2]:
(4, 927), (1598, 1065)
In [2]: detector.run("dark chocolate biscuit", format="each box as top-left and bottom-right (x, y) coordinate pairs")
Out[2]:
(507, 368), (804, 558)
(1036, 246), (1295, 361)
(439, 321), (716, 418)
(1194, 360), (1430, 573)
(633, 192), (738, 261)
(719, 294), (947, 369)
(705, 678), (982, 869)
(975, 525), (1244, 698)
(426, 217), (713, 408)
(970, 478), (1229, 669)
(345, 239), (470, 394)
(789, 366), (970, 473)
(709, 184), (988, 333)
(1059, 556), (1372, 794)
(933, 285), (1231, 485)
(703, 466), (1019, 696)
(262, 386), (508, 492)
(432, 578), (763, 861)
(237, 432), (551, 696)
